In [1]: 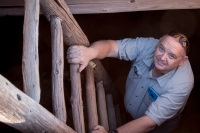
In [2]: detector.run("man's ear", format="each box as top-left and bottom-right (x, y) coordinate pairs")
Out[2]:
(179, 56), (188, 66)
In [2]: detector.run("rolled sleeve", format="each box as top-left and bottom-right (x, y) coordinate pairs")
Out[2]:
(117, 37), (158, 61)
(145, 82), (194, 126)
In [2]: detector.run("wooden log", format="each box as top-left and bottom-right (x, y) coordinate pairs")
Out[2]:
(0, 74), (76, 133)
(114, 104), (122, 127)
(1, 0), (200, 14)
(22, 0), (40, 103)
(51, 16), (67, 123)
(85, 62), (98, 131)
(70, 65), (85, 133)
(96, 81), (109, 131)
(93, 59), (123, 106)
(106, 94), (117, 130)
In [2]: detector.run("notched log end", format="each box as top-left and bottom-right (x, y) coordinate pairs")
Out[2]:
(89, 61), (96, 68)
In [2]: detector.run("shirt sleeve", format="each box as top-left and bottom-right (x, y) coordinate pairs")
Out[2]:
(145, 82), (194, 126)
(116, 37), (158, 61)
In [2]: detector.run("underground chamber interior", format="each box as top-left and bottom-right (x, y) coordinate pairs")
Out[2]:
(0, 9), (200, 133)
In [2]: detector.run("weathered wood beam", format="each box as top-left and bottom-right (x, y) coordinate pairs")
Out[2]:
(0, 8), (24, 16)
(85, 62), (98, 131)
(1, 0), (200, 15)
(0, 74), (76, 133)
(96, 81), (109, 131)
(51, 16), (67, 123)
(22, 0), (40, 103)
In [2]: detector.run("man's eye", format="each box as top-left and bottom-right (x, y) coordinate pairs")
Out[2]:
(159, 46), (164, 51)
(169, 54), (176, 59)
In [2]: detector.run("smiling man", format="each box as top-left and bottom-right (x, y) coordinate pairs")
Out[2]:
(67, 30), (194, 133)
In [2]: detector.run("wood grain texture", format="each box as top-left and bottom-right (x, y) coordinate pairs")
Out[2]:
(51, 16), (67, 123)
(1, 0), (200, 15)
(70, 64), (85, 133)
(85, 62), (98, 131)
(96, 81), (109, 131)
(22, 0), (40, 103)
(0, 74), (76, 133)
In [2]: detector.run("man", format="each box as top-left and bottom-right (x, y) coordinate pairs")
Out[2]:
(67, 30), (194, 133)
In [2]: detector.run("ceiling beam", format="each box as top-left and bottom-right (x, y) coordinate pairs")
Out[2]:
(0, 0), (200, 16)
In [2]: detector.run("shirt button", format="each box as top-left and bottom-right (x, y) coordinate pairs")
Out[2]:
(129, 103), (132, 105)
(135, 95), (138, 97)
(142, 86), (144, 88)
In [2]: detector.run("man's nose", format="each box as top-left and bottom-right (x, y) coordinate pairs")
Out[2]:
(161, 53), (167, 60)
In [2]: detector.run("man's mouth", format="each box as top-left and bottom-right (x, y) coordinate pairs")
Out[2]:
(157, 59), (166, 66)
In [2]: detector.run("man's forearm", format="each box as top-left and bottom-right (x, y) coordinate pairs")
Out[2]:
(89, 40), (119, 59)
(117, 116), (156, 133)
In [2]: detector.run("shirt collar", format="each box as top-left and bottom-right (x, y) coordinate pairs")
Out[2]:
(149, 67), (177, 88)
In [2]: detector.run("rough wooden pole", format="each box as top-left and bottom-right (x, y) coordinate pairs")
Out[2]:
(85, 62), (98, 131)
(96, 81), (109, 131)
(114, 104), (122, 127)
(0, 74), (76, 133)
(106, 94), (117, 130)
(70, 65), (85, 133)
(51, 15), (67, 123)
(22, 0), (40, 103)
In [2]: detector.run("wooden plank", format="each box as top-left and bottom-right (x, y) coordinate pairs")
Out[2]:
(0, 74), (76, 133)
(51, 16), (67, 123)
(22, 0), (40, 103)
(96, 81), (109, 131)
(85, 62), (98, 131)
(1, 0), (200, 14)
(0, 8), (24, 16)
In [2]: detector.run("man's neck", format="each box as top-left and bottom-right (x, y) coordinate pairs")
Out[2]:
(152, 67), (164, 77)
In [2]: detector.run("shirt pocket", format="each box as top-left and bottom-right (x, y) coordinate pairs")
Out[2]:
(129, 65), (142, 78)
(125, 65), (142, 104)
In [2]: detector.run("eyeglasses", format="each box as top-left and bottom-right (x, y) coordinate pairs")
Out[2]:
(167, 30), (190, 54)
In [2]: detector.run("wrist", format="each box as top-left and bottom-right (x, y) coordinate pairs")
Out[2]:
(88, 47), (98, 60)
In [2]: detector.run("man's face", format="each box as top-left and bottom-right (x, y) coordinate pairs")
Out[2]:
(153, 36), (188, 76)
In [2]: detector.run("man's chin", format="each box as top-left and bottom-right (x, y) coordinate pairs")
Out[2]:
(155, 64), (165, 71)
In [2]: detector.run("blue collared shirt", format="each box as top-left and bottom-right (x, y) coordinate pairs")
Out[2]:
(117, 37), (194, 126)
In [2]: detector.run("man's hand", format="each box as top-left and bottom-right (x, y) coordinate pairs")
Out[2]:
(91, 125), (108, 133)
(67, 45), (93, 72)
